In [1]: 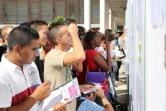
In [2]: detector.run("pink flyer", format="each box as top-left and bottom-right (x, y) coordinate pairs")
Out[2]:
(68, 85), (78, 98)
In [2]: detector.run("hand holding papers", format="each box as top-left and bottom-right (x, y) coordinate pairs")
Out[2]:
(115, 50), (124, 57)
(79, 84), (95, 92)
(39, 78), (81, 111)
(81, 84), (103, 94)
(113, 48), (126, 59)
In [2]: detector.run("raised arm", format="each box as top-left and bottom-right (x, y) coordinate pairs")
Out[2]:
(63, 23), (85, 65)
(94, 41), (111, 72)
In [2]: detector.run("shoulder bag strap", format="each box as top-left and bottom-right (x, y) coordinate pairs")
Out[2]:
(85, 50), (89, 72)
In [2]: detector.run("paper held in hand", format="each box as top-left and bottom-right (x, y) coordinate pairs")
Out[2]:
(81, 83), (103, 94)
(115, 50), (125, 57)
(39, 78), (81, 111)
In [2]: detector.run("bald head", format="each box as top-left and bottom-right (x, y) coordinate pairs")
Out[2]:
(1, 26), (14, 45)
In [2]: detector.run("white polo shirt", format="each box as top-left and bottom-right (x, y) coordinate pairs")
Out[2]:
(0, 55), (41, 111)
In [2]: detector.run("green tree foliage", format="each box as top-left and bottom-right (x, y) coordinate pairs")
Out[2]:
(54, 16), (66, 23)
(48, 16), (66, 26)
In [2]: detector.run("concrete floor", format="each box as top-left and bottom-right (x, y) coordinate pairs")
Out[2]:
(115, 63), (129, 105)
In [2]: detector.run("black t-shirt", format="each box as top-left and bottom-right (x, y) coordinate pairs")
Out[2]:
(0, 46), (7, 61)
(34, 56), (44, 83)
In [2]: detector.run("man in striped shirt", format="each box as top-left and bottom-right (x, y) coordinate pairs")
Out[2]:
(76, 83), (114, 111)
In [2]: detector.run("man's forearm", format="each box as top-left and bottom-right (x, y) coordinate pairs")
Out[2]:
(71, 33), (85, 60)
(101, 97), (114, 111)
(7, 97), (37, 111)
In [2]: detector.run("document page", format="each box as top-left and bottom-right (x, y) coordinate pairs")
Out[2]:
(39, 78), (81, 111)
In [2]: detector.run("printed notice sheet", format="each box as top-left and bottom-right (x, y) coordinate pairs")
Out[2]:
(39, 78), (81, 111)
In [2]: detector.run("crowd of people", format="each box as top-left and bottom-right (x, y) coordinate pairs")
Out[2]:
(0, 18), (127, 111)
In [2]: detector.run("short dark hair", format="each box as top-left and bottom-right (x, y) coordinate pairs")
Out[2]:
(100, 34), (107, 41)
(107, 33), (115, 42)
(105, 29), (113, 35)
(8, 26), (39, 51)
(30, 20), (48, 32)
(64, 18), (76, 25)
(19, 22), (31, 27)
(48, 22), (65, 45)
(78, 26), (85, 40)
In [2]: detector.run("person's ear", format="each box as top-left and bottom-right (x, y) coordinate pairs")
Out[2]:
(13, 45), (21, 53)
(2, 34), (7, 40)
(91, 40), (95, 44)
(56, 37), (62, 44)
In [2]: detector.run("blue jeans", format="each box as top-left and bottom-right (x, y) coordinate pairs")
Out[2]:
(110, 72), (116, 86)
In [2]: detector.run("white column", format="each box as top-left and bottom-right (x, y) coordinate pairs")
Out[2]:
(105, 2), (109, 30)
(114, 22), (117, 31)
(100, 0), (106, 33)
(84, 0), (91, 31)
(109, 8), (114, 30)
(111, 13), (114, 30)
(109, 8), (112, 29)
